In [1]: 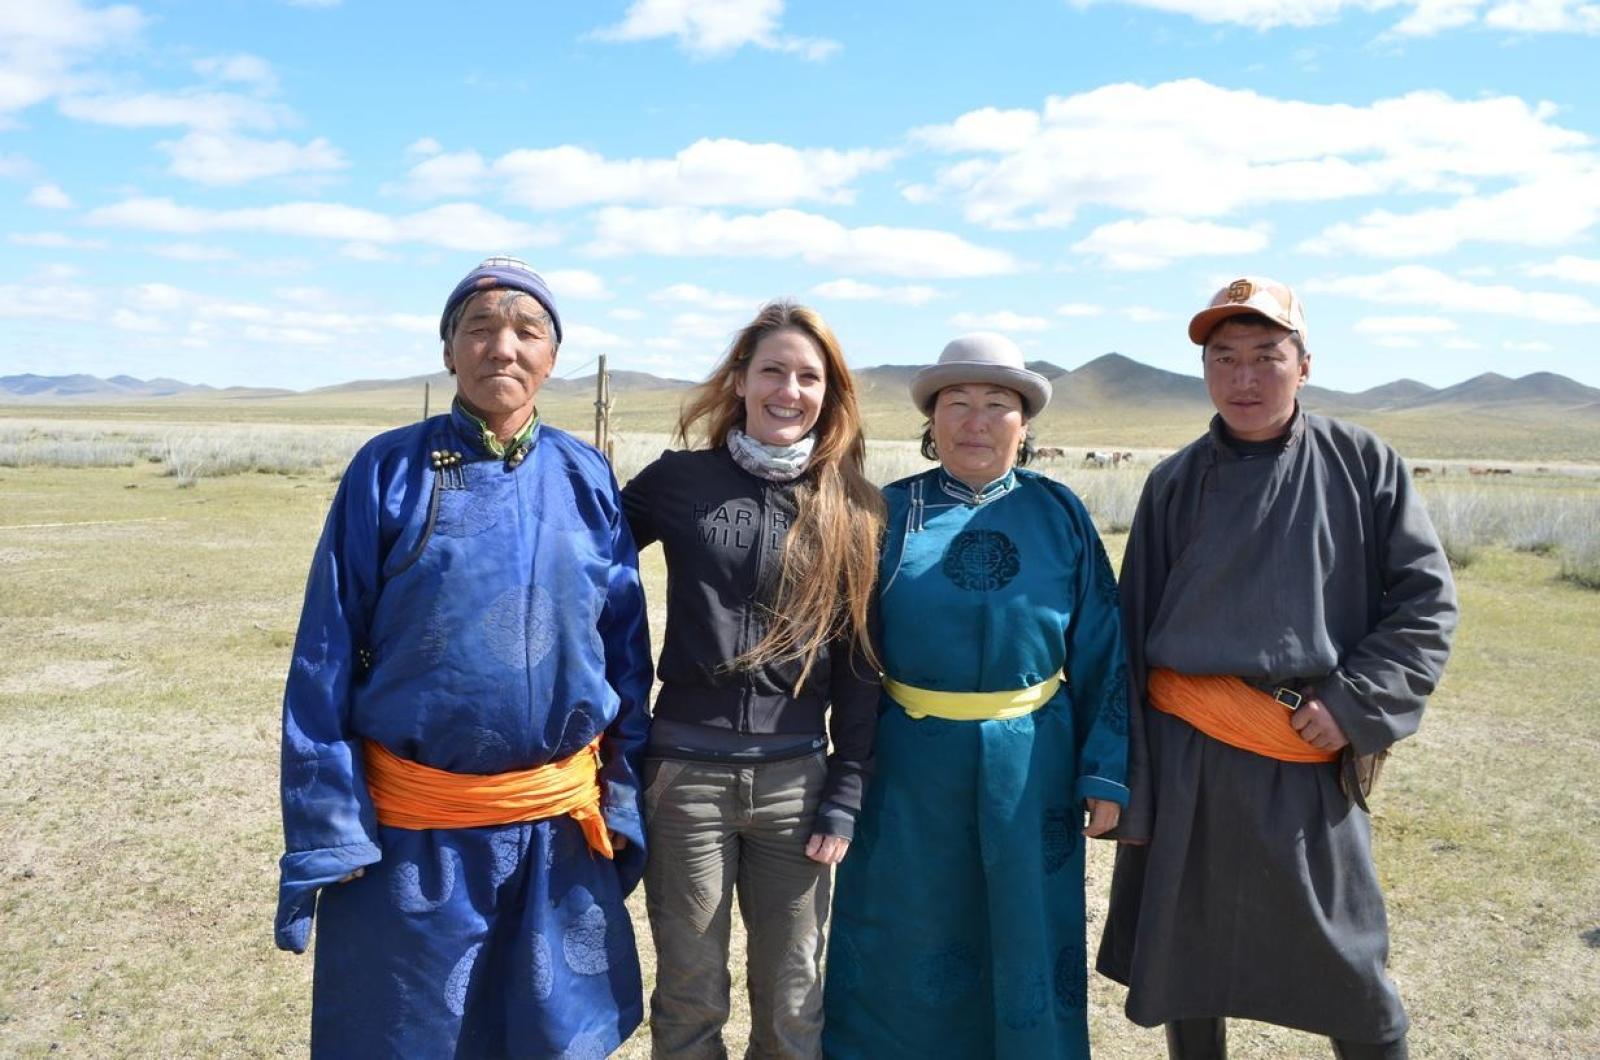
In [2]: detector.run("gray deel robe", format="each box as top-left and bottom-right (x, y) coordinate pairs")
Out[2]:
(1096, 408), (1458, 1044)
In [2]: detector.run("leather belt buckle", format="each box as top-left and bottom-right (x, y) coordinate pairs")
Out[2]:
(1271, 687), (1303, 711)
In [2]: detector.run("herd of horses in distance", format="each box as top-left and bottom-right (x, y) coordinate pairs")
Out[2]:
(1053, 450), (1521, 476)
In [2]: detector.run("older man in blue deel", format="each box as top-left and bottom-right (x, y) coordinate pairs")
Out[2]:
(275, 256), (653, 1058)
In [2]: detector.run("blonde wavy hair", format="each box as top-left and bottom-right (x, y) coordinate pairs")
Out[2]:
(677, 301), (885, 685)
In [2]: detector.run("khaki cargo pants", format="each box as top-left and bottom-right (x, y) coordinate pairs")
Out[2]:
(642, 753), (831, 1060)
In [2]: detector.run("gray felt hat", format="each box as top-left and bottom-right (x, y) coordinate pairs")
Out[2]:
(910, 332), (1052, 417)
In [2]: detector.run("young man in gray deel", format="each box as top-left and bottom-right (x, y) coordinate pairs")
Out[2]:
(1097, 277), (1458, 1060)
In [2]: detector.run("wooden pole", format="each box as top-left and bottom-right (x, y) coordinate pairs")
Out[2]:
(594, 354), (607, 452)
(423, 380), (430, 420)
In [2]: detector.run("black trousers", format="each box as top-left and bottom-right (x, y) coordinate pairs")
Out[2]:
(1165, 1018), (1409, 1060)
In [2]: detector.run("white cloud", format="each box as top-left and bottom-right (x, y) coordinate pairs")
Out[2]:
(669, 310), (748, 341)
(1503, 338), (1556, 351)
(383, 313), (434, 335)
(1483, 0), (1600, 31)
(911, 107), (1040, 153)
(7, 231), (107, 250)
(1057, 303), (1105, 317)
(1308, 265), (1600, 324)
(161, 132), (348, 185)
(1123, 306), (1171, 323)
(650, 284), (753, 311)
(1068, 0), (1394, 30)
(390, 148), (487, 198)
(406, 137), (443, 158)
(0, 152), (35, 178)
(1443, 336), (1482, 349)
(1352, 315), (1461, 333)
(562, 323), (629, 350)
(398, 204), (558, 252)
(0, 2), (146, 123)
(1373, 335), (1424, 348)
(1072, 0), (1600, 35)
(275, 286), (341, 308)
(0, 283), (98, 320)
(111, 307), (164, 333)
(149, 242), (237, 262)
(543, 269), (612, 300)
(339, 242), (397, 262)
(610, 307), (645, 322)
(590, 0), (839, 60)
(85, 196), (556, 252)
(1302, 166), (1600, 256)
(125, 283), (189, 311)
(1525, 255), (1600, 285)
(193, 53), (278, 93)
(392, 139), (892, 209)
(809, 278), (941, 305)
(26, 183), (72, 209)
(913, 81), (1595, 244)
(1071, 218), (1270, 269)
(948, 310), (1052, 332)
(58, 90), (292, 132)
(587, 206), (1019, 278)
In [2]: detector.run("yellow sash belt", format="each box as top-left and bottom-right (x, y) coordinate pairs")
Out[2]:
(885, 674), (1061, 721)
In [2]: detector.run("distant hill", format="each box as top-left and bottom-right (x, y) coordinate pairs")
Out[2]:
(6, 360), (1600, 460)
(1055, 352), (1204, 409)
(1396, 371), (1600, 411)
(859, 354), (1204, 410)
(0, 372), (293, 400)
(1353, 379), (1437, 406)
(1, 373), (206, 399)
(6, 362), (1597, 422)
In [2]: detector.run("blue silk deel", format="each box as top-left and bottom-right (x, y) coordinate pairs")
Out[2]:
(276, 404), (652, 1058)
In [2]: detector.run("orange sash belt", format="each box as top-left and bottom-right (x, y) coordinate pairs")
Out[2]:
(1147, 668), (1338, 764)
(364, 736), (614, 858)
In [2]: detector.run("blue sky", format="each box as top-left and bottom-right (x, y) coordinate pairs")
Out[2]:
(2, 0), (1599, 392)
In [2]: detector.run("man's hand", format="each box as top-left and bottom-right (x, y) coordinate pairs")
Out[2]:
(1083, 798), (1121, 838)
(336, 868), (365, 885)
(1289, 696), (1350, 753)
(805, 834), (850, 866)
(610, 831), (628, 851)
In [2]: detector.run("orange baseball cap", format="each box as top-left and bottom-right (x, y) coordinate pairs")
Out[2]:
(1188, 276), (1307, 345)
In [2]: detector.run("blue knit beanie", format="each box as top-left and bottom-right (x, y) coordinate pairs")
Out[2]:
(439, 255), (563, 344)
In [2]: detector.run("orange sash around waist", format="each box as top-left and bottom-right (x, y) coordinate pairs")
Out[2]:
(364, 736), (614, 858)
(1147, 668), (1338, 764)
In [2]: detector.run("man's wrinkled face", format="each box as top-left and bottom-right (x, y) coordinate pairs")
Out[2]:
(443, 289), (558, 425)
(1202, 319), (1309, 442)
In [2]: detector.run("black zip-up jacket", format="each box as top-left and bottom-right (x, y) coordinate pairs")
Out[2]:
(621, 446), (877, 819)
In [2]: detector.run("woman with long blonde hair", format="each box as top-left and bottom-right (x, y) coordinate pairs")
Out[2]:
(622, 301), (883, 1058)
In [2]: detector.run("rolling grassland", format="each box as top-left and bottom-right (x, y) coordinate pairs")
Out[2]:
(1, 404), (1597, 1057)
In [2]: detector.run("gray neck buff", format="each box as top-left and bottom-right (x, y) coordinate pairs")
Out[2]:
(726, 428), (815, 482)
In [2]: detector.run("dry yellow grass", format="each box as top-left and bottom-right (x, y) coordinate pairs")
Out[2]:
(1, 436), (1597, 1057)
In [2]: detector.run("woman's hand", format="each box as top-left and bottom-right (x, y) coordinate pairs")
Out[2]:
(805, 834), (850, 866)
(610, 831), (628, 851)
(336, 868), (365, 885)
(1083, 799), (1121, 839)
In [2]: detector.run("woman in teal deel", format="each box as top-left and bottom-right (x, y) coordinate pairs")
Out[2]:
(823, 333), (1130, 1059)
